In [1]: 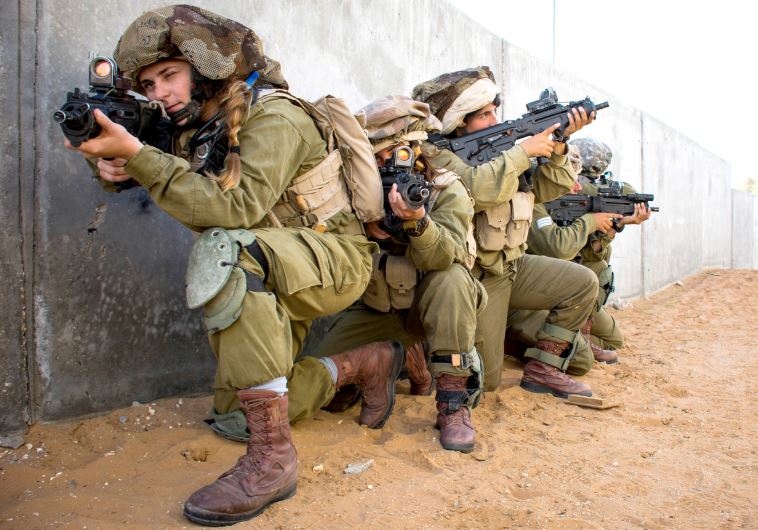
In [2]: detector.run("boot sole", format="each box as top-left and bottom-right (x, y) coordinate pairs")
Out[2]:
(519, 379), (592, 399)
(440, 439), (474, 453)
(597, 358), (619, 365)
(183, 483), (297, 527)
(365, 341), (406, 429)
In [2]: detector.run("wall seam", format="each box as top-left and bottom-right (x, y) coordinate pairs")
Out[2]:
(18, 0), (39, 425)
(639, 113), (646, 297)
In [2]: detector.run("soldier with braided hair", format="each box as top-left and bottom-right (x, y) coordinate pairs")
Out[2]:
(61, 5), (397, 526)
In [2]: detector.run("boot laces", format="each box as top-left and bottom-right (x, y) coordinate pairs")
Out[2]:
(230, 399), (275, 473)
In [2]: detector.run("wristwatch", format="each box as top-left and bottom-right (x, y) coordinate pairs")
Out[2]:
(402, 215), (430, 237)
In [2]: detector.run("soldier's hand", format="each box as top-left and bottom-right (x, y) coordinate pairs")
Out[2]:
(520, 123), (560, 158)
(97, 157), (132, 183)
(66, 109), (143, 161)
(563, 106), (595, 136)
(364, 221), (391, 240)
(619, 203), (652, 227)
(592, 212), (622, 233)
(388, 184), (425, 220)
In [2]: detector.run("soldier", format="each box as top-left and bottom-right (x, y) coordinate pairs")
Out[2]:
(505, 144), (621, 376)
(412, 67), (600, 398)
(312, 96), (486, 453)
(62, 5), (387, 525)
(568, 137), (653, 350)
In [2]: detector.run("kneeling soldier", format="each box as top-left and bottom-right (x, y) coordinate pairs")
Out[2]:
(413, 67), (599, 398)
(313, 96), (486, 452)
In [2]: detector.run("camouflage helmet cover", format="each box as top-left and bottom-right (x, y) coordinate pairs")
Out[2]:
(570, 137), (613, 178)
(114, 4), (265, 82)
(358, 95), (442, 153)
(411, 66), (499, 135)
(567, 144), (583, 175)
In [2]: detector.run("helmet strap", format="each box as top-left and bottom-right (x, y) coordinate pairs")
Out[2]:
(169, 100), (203, 125)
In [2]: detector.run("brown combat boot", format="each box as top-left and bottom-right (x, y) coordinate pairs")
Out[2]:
(322, 385), (361, 413)
(434, 374), (475, 453)
(331, 341), (405, 428)
(589, 341), (619, 364)
(520, 340), (593, 398)
(183, 390), (297, 526)
(405, 342), (433, 395)
(580, 318), (618, 364)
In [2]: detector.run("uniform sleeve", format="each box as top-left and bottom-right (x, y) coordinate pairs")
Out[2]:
(124, 100), (320, 231)
(421, 141), (530, 212)
(527, 203), (598, 260)
(407, 180), (473, 271)
(531, 151), (575, 203)
(578, 231), (612, 263)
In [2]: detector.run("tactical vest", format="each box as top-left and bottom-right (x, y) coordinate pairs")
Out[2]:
(473, 190), (535, 251)
(363, 170), (475, 312)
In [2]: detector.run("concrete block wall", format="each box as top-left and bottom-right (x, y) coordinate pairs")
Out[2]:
(1, 0), (755, 434)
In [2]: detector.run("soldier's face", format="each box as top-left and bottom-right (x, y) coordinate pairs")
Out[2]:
(374, 146), (394, 168)
(138, 59), (194, 125)
(463, 102), (499, 133)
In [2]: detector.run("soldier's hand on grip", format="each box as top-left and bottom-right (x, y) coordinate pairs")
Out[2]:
(519, 123), (561, 158)
(592, 212), (623, 233)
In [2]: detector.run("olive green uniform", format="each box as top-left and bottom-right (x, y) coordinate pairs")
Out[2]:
(506, 202), (608, 374)
(117, 96), (376, 415)
(293, 177), (482, 422)
(421, 142), (599, 391)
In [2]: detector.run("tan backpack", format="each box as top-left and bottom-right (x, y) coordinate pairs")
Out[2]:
(258, 89), (385, 223)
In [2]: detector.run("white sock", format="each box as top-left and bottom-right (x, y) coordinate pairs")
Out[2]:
(319, 358), (338, 384)
(250, 376), (287, 394)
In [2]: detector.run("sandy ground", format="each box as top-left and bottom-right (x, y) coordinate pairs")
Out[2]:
(1, 269), (756, 529)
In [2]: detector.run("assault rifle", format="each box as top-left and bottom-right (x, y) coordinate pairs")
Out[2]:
(544, 184), (659, 228)
(54, 56), (166, 147)
(379, 145), (432, 237)
(430, 87), (609, 167)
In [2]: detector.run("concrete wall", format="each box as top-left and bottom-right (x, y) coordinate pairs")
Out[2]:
(0, 1), (32, 435)
(1, 0), (756, 434)
(732, 190), (756, 268)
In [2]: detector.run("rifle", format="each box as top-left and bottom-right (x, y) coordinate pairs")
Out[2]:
(429, 87), (609, 167)
(544, 185), (659, 228)
(54, 56), (167, 147)
(378, 145), (432, 238)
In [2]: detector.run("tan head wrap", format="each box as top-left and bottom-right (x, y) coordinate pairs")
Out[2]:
(412, 66), (499, 135)
(357, 95), (442, 153)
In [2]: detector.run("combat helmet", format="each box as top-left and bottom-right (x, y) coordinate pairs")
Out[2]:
(113, 5), (282, 124)
(569, 138), (612, 178)
(567, 143), (583, 175)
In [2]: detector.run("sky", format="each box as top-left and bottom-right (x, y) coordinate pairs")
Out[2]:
(446, 0), (755, 189)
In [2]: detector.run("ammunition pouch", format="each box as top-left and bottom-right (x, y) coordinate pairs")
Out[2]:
(269, 149), (351, 229)
(430, 348), (483, 410)
(524, 323), (582, 372)
(186, 227), (261, 334)
(474, 191), (534, 251)
(362, 251), (419, 312)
